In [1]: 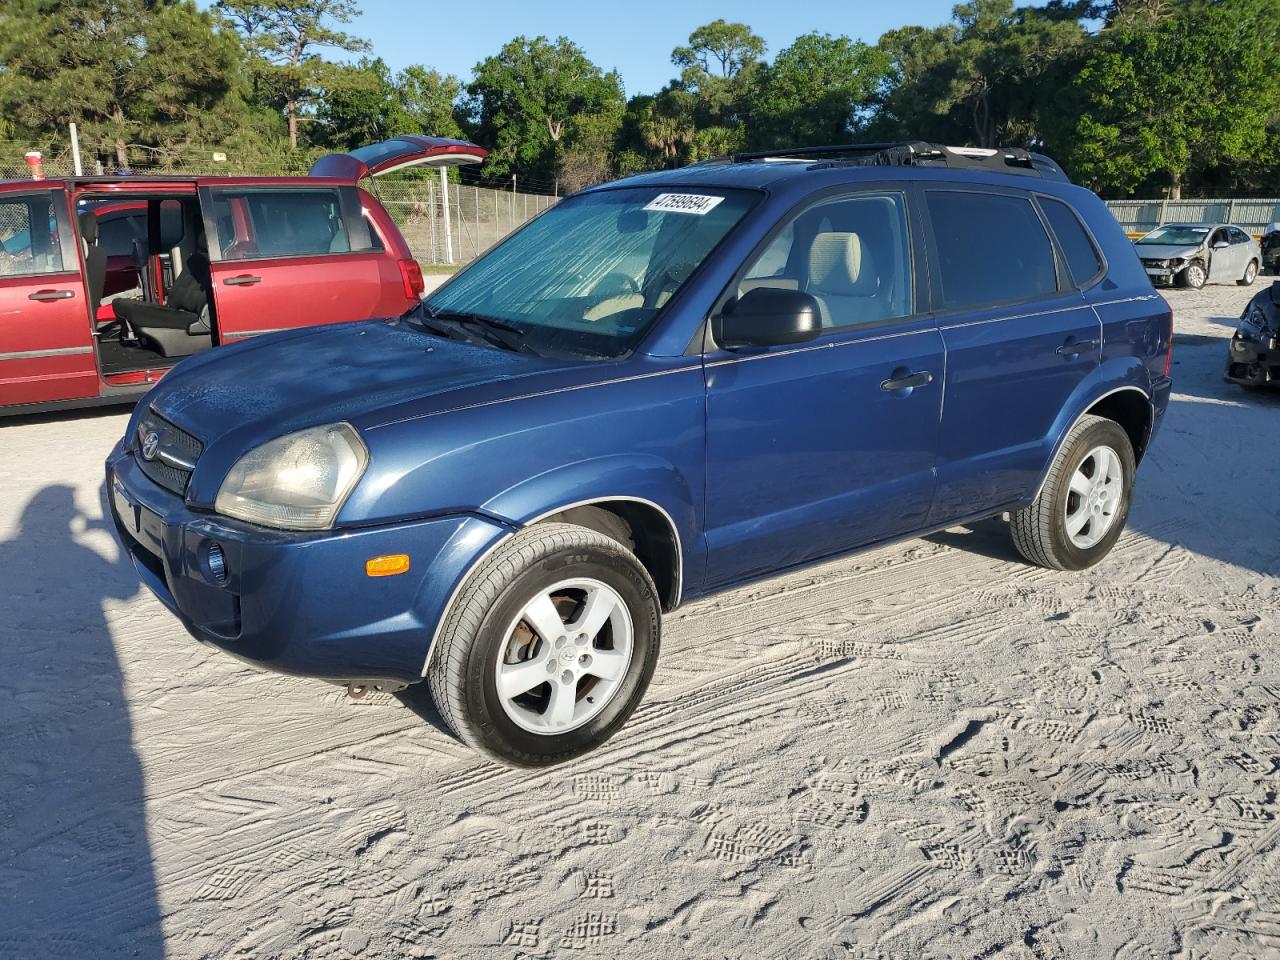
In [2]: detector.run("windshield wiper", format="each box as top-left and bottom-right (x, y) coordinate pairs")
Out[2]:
(425, 307), (538, 355)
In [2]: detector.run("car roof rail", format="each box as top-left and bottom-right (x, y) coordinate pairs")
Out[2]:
(724, 141), (1069, 181)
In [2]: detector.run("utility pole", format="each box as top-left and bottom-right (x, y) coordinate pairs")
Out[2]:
(69, 123), (83, 176)
(439, 166), (454, 265)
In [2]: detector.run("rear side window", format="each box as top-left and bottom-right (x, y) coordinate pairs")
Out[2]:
(0, 193), (64, 277)
(926, 191), (1058, 310)
(1039, 196), (1103, 287)
(207, 188), (369, 260)
(1230, 227), (1251, 244)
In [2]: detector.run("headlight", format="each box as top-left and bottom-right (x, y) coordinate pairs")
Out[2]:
(215, 423), (368, 530)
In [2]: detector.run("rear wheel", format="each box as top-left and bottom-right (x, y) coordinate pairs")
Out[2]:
(427, 522), (660, 766)
(1239, 259), (1259, 286)
(1010, 415), (1135, 571)
(1178, 261), (1207, 289)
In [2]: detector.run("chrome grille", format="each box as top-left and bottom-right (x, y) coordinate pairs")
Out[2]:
(135, 410), (203, 496)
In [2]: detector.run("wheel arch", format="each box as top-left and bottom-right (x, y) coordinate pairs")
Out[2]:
(1033, 383), (1153, 502)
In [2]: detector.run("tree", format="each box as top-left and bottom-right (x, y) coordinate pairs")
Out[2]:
(0, 0), (250, 169)
(466, 36), (624, 183)
(1050, 0), (1280, 195)
(671, 20), (765, 130)
(747, 33), (891, 148)
(875, 0), (1085, 148)
(217, 0), (368, 149)
(395, 66), (465, 140)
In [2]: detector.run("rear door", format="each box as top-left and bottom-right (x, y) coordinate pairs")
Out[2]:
(1207, 226), (1237, 283)
(200, 183), (397, 343)
(924, 187), (1102, 524)
(0, 187), (98, 407)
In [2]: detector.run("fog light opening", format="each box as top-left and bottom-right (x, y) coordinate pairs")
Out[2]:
(206, 542), (228, 585)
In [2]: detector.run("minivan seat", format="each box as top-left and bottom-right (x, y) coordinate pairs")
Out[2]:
(114, 231), (214, 358)
(79, 213), (107, 316)
(805, 231), (891, 327)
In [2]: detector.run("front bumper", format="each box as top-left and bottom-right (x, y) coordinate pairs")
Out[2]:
(1226, 330), (1280, 387)
(107, 444), (511, 685)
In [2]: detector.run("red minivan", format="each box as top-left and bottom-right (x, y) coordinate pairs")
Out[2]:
(0, 136), (485, 415)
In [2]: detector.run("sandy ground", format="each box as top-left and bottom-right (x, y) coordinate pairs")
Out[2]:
(2, 280), (1279, 960)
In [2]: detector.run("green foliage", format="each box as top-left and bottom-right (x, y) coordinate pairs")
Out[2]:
(0, 0), (249, 168)
(217, 0), (369, 148)
(466, 36), (625, 184)
(747, 33), (891, 149)
(1049, 0), (1280, 195)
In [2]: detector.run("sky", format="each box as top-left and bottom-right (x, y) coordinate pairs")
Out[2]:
(206, 0), (1051, 98)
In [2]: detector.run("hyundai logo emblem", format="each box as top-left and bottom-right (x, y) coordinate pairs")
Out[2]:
(140, 431), (160, 461)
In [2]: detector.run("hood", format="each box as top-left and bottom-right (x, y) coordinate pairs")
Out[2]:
(1133, 243), (1202, 260)
(145, 320), (578, 484)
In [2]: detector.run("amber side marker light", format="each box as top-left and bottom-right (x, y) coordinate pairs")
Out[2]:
(366, 554), (411, 577)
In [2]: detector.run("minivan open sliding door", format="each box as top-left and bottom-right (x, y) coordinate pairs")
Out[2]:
(199, 183), (390, 341)
(0, 186), (98, 407)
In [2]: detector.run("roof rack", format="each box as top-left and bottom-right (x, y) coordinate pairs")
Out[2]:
(727, 141), (1068, 181)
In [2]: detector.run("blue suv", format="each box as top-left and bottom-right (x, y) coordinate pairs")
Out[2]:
(107, 142), (1173, 765)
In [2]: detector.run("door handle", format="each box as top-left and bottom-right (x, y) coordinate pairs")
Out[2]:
(1056, 338), (1098, 357)
(222, 275), (262, 286)
(880, 370), (933, 393)
(28, 289), (75, 301)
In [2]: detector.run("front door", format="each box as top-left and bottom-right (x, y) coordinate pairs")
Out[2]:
(922, 187), (1102, 523)
(201, 184), (392, 342)
(702, 189), (943, 590)
(0, 188), (97, 407)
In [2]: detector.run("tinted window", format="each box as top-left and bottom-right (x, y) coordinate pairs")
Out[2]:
(738, 192), (913, 329)
(927, 191), (1058, 310)
(0, 194), (64, 277)
(1230, 227), (1251, 244)
(208, 188), (366, 259)
(1040, 196), (1103, 287)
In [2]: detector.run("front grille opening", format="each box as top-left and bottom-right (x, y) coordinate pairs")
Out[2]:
(135, 410), (203, 496)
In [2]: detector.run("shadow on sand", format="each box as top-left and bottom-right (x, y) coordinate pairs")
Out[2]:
(0, 484), (163, 957)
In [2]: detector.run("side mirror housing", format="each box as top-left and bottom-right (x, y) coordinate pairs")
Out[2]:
(717, 286), (822, 349)
(1213, 240), (1230, 249)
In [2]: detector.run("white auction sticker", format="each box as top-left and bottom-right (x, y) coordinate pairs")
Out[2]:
(643, 193), (725, 215)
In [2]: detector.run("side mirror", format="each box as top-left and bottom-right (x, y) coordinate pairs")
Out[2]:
(717, 286), (822, 349)
(1213, 240), (1230, 249)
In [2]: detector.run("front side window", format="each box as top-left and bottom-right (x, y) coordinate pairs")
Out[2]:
(0, 193), (64, 277)
(426, 186), (757, 358)
(1040, 196), (1103, 287)
(208, 188), (364, 259)
(927, 190), (1058, 310)
(737, 191), (913, 329)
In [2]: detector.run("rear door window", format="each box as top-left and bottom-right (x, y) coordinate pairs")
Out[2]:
(926, 190), (1059, 310)
(0, 193), (64, 276)
(1039, 196), (1104, 287)
(206, 188), (370, 260)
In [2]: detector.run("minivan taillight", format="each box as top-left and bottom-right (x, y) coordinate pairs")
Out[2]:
(399, 259), (425, 299)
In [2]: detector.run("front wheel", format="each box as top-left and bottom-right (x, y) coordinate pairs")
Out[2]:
(1239, 259), (1259, 286)
(1178, 261), (1207, 289)
(427, 522), (661, 766)
(1010, 415), (1136, 571)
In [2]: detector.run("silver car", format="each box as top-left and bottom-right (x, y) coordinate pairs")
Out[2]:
(1134, 222), (1262, 289)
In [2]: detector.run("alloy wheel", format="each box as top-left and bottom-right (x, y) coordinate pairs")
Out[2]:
(1064, 445), (1124, 550)
(494, 578), (634, 734)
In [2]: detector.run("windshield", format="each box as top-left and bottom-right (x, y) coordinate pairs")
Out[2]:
(1137, 225), (1210, 246)
(424, 186), (757, 357)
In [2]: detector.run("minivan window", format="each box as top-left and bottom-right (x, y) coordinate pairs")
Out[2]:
(208, 188), (364, 259)
(1039, 196), (1103, 287)
(738, 191), (913, 329)
(426, 186), (757, 358)
(0, 194), (64, 277)
(927, 190), (1058, 310)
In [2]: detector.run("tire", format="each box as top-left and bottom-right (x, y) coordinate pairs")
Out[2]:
(427, 522), (661, 766)
(1010, 415), (1136, 571)
(1238, 259), (1259, 286)
(1178, 260), (1207, 289)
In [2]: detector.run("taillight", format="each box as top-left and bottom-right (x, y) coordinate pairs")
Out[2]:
(398, 258), (424, 299)
(1163, 305), (1174, 377)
